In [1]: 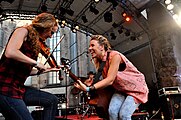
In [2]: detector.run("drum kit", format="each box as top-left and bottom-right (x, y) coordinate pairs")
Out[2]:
(70, 85), (97, 117)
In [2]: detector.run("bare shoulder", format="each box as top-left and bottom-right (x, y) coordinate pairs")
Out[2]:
(14, 27), (28, 36)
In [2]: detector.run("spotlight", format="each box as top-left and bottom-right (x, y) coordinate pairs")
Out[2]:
(71, 24), (79, 33)
(104, 11), (112, 23)
(122, 11), (132, 22)
(81, 15), (88, 23)
(118, 29), (123, 34)
(111, 1), (118, 8)
(66, 9), (74, 16)
(59, 20), (67, 28)
(90, 5), (99, 15)
(125, 29), (130, 36)
(59, 7), (66, 15)
(165, 0), (171, 5)
(118, 26), (124, 34)
(122, 11), (127, 17)
(0, 0), (15, 3)
(130, 36), (136, 41)
(110, 33), (116, 40)
(41, 4), (47, 12)
(112, 22), (118, 28)
(105, 0), (118, 8)
(0, 7), (3, 15)
(125, 16), (131, 22)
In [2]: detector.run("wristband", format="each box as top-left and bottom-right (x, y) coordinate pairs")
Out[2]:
(86, 87), (90, 92)
(34, 61), (39, 68)
(90, 85), (95, 91)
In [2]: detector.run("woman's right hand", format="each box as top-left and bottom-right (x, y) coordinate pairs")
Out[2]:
(35, 62), (46, 72)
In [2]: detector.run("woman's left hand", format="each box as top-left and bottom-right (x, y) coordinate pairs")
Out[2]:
(74, 80), (87, 91)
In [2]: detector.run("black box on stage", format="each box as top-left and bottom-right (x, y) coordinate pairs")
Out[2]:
(132, 112), (149, 120)
(159, 93), (181, 120)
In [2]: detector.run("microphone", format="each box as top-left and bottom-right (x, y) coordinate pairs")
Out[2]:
(61, 57), (71, 70)
(85, 51), (89, 57)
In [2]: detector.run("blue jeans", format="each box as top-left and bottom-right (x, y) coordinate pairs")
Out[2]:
(0, 86), (58, 120)
(108, 93), (140, 120)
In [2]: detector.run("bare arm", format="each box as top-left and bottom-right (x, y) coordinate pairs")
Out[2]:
(74, 54), (122, 91)
(94, 54), (122, 89)
(5, 27), (46, 71)
(5, 27), (37, 65)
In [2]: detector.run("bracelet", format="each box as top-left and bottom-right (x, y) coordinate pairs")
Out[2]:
(86, 87), (90, 92)
(90, 85), (95, 91)
(34, 61), (39, 68)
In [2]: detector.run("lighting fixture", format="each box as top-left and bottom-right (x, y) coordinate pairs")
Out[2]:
(66, 9), (74, 16)
(125, 29), (130, 36)
(118, 29), (123, 34)
(0, 0), (15, 3)
(81, 15), (88, 23)
(130, 36), (136, 41)
(167, 4), (174, 10)
(90, 5), (99, 15)
(71, 24), (79, 33)
(112, 22), (118, 28)
(41, 4), (47, 12)
(110, 33), (116, 40)
(104, 11), (112, 23)
(164, 0), (171, 5)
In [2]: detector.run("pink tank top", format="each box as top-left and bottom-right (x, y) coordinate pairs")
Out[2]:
(102, 51), (149, 103)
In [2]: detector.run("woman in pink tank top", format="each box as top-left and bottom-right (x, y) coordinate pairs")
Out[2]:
(75, 35), (149, 120)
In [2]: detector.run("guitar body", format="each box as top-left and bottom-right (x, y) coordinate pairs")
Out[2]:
(61, 58), (115, 120)
(90, 86), (115, 120)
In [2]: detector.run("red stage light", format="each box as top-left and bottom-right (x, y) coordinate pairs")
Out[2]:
(125, 16), (131, 22)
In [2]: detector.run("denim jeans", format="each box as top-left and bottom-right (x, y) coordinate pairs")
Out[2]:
(0, 86), (58, 120)
(108, 93), (140, 120)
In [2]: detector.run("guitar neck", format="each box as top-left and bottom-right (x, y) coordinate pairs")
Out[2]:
(67, 70), (79, 82)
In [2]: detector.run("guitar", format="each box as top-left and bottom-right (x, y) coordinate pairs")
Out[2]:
(61, 58), (114, 120)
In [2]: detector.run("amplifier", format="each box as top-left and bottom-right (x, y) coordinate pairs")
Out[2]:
(159, 93), (181, 120)
(158, 86), (180, 96)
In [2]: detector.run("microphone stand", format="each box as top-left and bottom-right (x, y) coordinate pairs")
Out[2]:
(61, 63), (71, 120)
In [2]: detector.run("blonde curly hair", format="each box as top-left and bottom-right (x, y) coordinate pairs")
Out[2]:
(90, 35), (112, 51)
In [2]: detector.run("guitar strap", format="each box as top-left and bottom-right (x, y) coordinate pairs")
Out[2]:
(93, 52), (110, 84)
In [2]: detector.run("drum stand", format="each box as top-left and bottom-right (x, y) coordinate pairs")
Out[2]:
(80, 93), (96, 119)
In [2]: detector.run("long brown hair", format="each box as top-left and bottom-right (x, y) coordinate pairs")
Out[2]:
(26, 13), (57, 55)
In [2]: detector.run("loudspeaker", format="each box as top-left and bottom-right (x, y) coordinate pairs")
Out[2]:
(31, 110), (43, 120)
(160, 93), (181, 120)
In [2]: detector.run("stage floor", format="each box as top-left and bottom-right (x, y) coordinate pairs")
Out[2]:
(55, 114), (103, 120)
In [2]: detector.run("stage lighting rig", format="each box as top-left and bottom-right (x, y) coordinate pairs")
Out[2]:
(0, 0), (15, 4)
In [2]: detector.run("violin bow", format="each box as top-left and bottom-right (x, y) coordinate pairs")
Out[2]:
(44, 34), (65, 65)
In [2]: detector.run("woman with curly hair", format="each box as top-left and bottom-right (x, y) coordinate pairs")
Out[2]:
(0, 13), (60, 120)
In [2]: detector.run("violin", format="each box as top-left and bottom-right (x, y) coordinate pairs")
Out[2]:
(39, 41), (58, 68)
(39, 40), (63, 80)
